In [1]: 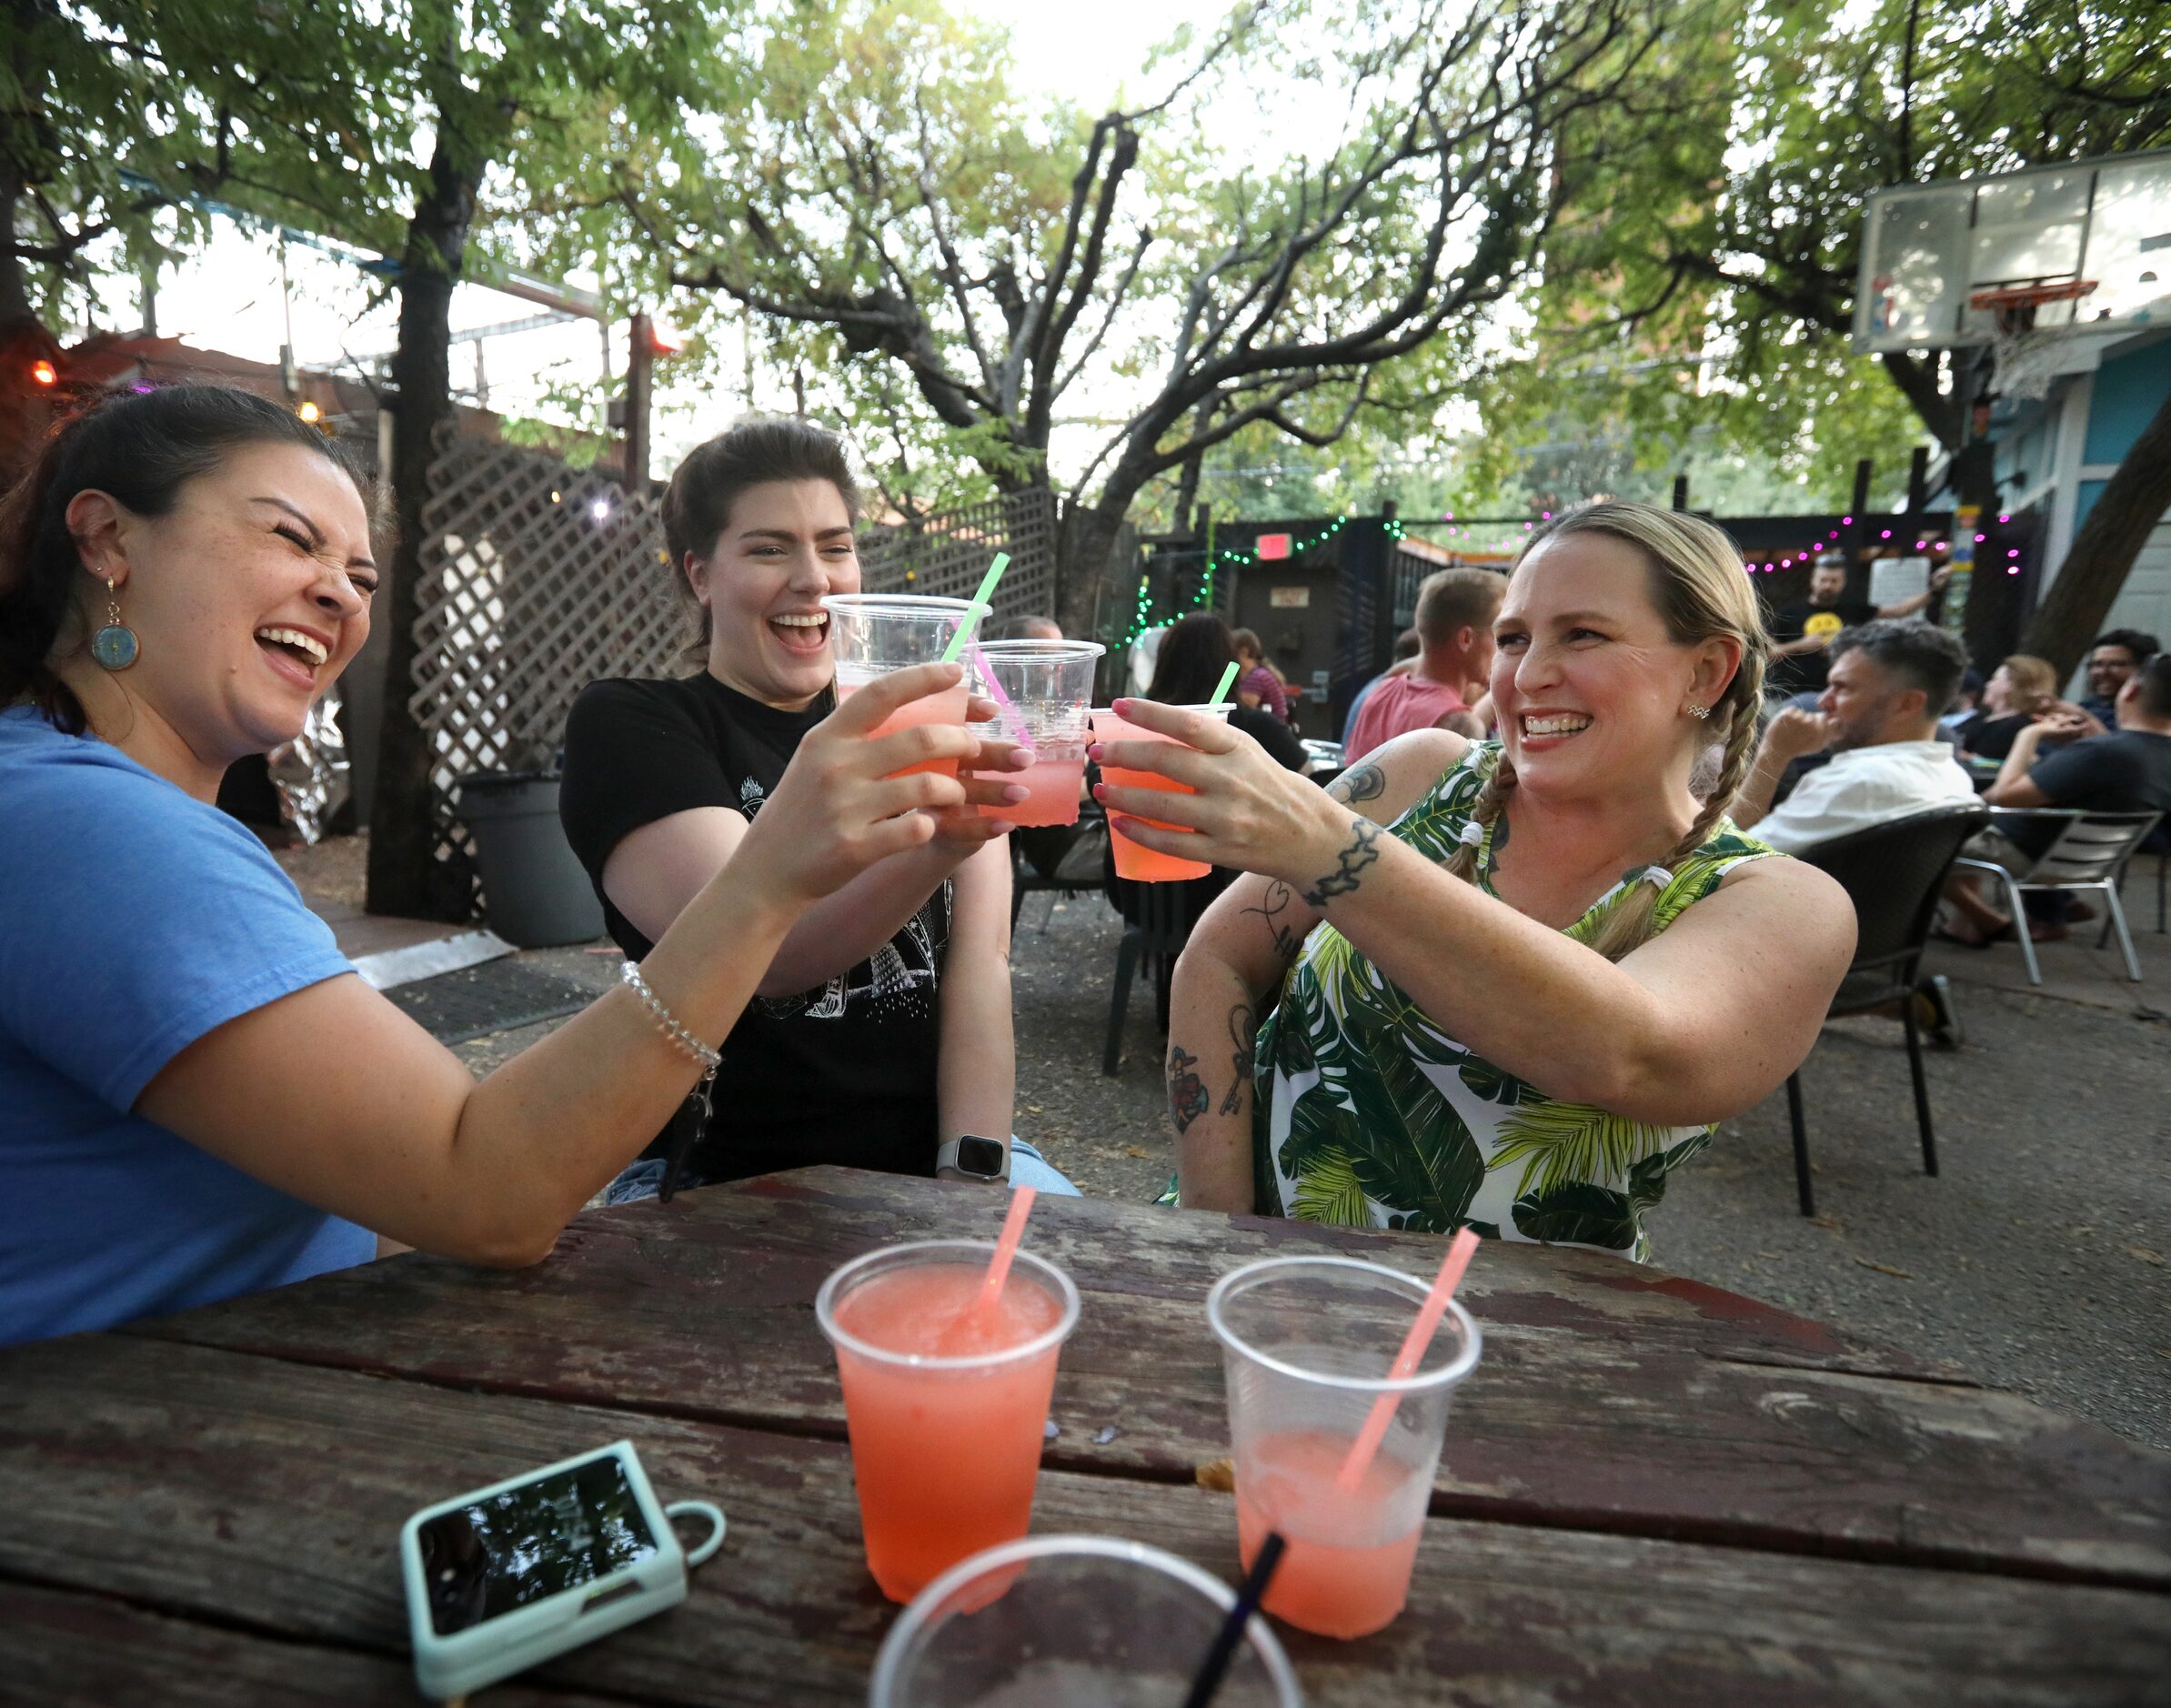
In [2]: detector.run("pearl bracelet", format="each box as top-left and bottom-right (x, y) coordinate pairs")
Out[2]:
(619, 960), (721, 1084)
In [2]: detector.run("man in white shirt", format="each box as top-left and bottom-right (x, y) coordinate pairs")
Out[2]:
(1733, 620), (1978, 855)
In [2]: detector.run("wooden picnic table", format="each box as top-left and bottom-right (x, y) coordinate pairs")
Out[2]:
(3, 1166), (2167, 1704)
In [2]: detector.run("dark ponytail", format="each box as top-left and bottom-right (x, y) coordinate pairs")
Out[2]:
(0, 384), (371, 732)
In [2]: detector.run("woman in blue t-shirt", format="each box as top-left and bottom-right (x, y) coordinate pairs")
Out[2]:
(0, 385), (990, 1345)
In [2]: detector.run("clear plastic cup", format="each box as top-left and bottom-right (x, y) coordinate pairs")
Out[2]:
(823, 594), (991, 778)
(1205, 1256), (1482, 1640)
(1090, 702), (1234, 880)
(973, 640), (1107, 827)
(868, 1534), (1303, 1708)
(817, 1240), (1080, 1603)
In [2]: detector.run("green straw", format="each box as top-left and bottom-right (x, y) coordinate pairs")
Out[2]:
(940, 552), (1010, 663)
(1207, 659), (1241, 706)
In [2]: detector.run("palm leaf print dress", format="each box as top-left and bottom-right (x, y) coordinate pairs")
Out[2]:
(1251, 740), (1780, 1261)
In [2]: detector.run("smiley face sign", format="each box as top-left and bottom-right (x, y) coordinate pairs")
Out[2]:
(1803, 610), (1846, 642)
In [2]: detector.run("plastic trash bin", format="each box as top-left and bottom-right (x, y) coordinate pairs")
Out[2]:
(453, 771), (605, 949)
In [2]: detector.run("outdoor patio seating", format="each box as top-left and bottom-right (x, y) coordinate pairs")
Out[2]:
(1100, 859), (1231, 1075)
(1785, 804), (1988, 1218)
(1953, 808), (2163, 985)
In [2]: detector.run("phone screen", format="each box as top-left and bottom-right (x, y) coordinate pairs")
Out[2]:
(417, 1452), (658, 1635)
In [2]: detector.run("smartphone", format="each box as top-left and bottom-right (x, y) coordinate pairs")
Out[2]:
(401, 1441), (722, 1700)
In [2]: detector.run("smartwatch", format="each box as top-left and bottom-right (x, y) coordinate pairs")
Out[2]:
(938, 1135), (1010, 1184)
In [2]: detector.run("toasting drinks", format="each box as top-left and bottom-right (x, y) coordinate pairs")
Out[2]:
(1090, 702), (1234, 880)
(972, 639), (1105, 827)
(823, 594), (990, 778)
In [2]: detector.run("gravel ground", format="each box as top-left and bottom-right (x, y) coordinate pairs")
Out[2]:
(303, 834), (2169, 1453)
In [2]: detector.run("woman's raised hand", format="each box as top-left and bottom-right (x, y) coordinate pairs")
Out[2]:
(1091, 698), (1352, 894)
(735, 662), (981, 903)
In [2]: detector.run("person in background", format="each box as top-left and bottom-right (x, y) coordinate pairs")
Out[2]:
(2077, 628), (2158, 727)
(1946, 654), (2171, 944)
(0, 385), (995, 1346)
(1147, 612), (1308, 772)
(1120, 500), (1851, 1257)
(559, 417), (1073, 1200)
(1230, 628), (1291, 722)
(1765, 552), (1948, 698)
(1342, 625), (1420, 747)
(1731, 621), (1978, 854)
(1959, 654), (2064, 762)
(1342, 568), (1502, 762)
(1937, 667), (1985, 745)
(990, 613), (1063, 642)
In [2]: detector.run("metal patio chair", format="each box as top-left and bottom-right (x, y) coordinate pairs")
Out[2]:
(1786, 804), (1989, 1219)
(1952, 809), (2162, 985)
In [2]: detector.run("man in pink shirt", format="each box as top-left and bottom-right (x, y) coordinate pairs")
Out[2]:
(1343, 568), (1503, 761)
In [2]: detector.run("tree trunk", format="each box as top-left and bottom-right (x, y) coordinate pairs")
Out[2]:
(366, 134), (484, 920)
(2022, 387), (2171, 678)
(1055, 499), (1131, 646)
(0, 175), (35, 330)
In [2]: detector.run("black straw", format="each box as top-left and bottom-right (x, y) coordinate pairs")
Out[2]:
(1182, 1532), (1287, 1708)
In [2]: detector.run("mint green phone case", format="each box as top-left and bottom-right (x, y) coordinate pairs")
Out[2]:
(401, 1440), (725, 1700)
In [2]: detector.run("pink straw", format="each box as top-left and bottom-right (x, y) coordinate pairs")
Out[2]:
(938, 1186), (1038, 1352)
(972, 1185), (1038, 1316)
(1335, 1229), (1481, 1491)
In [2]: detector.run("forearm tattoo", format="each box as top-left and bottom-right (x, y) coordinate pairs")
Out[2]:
(1328, 759), (1385, 806)
(1300, 817), (1382, 908)
(1220, 1002), (1257, 1115)
(1167, 1044), (1209, 1133)
(1240, 879), (1305, 964)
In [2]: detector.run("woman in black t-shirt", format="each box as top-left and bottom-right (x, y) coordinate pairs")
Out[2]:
(560, 419), (1036, 1192)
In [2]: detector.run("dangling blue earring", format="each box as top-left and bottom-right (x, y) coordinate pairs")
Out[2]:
(91, 576), (139, 670)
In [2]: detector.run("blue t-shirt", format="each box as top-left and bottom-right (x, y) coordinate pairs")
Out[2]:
(0, 706), (373, 1344)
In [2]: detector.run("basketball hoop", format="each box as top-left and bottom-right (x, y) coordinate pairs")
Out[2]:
(1970, 280), (2099, 402)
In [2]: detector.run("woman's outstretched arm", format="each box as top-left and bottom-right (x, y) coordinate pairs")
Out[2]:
(1163, 735), (1459, 1210)
(138, 667), (981, 1265)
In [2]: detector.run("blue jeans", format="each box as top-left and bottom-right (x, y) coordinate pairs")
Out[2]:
(603, 1140), (1078, 1207)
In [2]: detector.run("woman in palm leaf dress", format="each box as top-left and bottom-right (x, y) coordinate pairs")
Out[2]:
(1099, 502), (1854, 1258)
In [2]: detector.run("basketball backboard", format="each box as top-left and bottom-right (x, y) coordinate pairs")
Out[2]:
(1853, 147), (2171, 352)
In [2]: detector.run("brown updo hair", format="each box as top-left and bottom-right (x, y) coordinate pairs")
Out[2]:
(660, 417), (860, 660)
(0, 384), (371, 732)
(1441, 500), (1769, 963)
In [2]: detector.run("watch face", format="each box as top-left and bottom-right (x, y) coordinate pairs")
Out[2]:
(956, 1136), (1005, 1177)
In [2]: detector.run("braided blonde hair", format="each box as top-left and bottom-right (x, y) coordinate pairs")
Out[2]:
(1442, 501), (1768, 963)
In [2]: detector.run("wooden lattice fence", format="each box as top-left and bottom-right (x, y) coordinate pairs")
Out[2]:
(856, 487), (1060, 622)
(407, 431), (681, 895)
(404, 438), (1064, 895)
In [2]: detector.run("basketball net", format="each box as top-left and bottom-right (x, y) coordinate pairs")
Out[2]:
(1974, 281), (2098, 403)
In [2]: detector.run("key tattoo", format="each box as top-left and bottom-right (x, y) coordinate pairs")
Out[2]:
(1220, 1001), (1257, 1116)
(1299, 818), (1382, 908)
(1167, 1043), (1209, 1133)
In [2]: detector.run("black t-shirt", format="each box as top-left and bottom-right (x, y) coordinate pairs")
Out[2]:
(1231, 704), (1309, 771)
(2028, 729), (2171, 817)
(1961, 711), (2035, 762)
(1766, 598), (1876, 694)
(558, 672), (946, 1182)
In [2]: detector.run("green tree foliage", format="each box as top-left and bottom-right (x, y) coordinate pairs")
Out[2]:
(641, 0), (1678, 628)
(1493, 0), (2171, 497)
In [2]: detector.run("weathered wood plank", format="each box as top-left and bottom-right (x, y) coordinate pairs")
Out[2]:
(0, 1581), (626, 1707)
(123, 1169), (2171, 1589)
(3, 1336), (2166, 1707)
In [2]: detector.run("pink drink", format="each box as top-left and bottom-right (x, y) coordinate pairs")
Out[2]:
(842, 678), (970, 778)
(829, 1261), (1069, 1603)
(1003, 756), (1086, 827)
(1091, 706), (1230, 881)
(1233, 1429), (1422, 1638)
